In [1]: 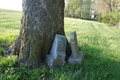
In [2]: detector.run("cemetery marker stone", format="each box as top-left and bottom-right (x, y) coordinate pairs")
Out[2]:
(68, 31), (84, 65)
(70, 31), (79, 58)
(46, 34), (66, 67)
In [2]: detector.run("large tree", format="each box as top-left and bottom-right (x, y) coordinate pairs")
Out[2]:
(8, 0), (71, 67)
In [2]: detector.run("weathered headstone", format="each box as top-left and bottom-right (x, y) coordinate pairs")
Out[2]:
(70, 31), (79, 58)
(46, 34), (66, 67)
(68, 31), (84, 65)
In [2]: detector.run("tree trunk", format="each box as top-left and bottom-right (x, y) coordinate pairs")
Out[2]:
(9, 0), (71, 67)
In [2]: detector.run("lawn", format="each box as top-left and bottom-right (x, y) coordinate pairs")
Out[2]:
(0, 9), (120, 80)
(0, 9), (21, 53)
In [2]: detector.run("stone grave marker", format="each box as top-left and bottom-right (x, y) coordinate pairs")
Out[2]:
(68, 31), (84, 65)
(46, 34), (66, 67)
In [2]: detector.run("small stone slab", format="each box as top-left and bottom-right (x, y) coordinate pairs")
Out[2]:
(68, 51), (84, 65)
(50, 34), (66, 60)
(68, 31), (84, 65)
(46, 34), (67, 67)
(70, 31), (79, 58)
(46, 54), (66, 67)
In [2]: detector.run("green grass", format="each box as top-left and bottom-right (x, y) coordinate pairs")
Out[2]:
(0, 9), (21, 53)
(0, 9), (120, 80)
(65, 18), (120, 80)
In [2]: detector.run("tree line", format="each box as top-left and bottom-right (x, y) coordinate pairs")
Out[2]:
(65, 0), (120, 27)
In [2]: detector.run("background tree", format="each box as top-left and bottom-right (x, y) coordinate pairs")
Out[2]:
(95, 0), (120, 26)
(8, 0), (71, 67)
(64, 0), (95, 20)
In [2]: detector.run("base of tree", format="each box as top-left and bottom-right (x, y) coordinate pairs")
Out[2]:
(4, 0), (71, 67)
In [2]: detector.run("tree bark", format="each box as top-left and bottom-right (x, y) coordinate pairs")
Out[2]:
(9, 0), (71, 66)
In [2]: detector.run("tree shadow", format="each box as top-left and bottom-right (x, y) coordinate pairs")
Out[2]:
(80, 44), (120, 80)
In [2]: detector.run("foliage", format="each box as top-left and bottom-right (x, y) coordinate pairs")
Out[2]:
(0, 55), (50, 80)
(0, 55), (82, 80)
(95, 0), (120, 26)
(0, 47), (4, 53)
(0, 9), (120, 80)
(109, 7), (120, 26)
(0, 55), (18, 69)
(64, 0), (95, 20)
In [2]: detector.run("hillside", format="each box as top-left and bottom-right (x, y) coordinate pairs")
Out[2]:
(0, 9), (120, 80)
(64, 17), (120, 79)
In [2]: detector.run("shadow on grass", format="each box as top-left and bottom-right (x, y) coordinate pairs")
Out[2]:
(81, 44), (120, 80)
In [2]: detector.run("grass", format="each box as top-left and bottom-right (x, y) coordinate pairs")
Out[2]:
(64, 18), (120, 80)
(0, 9), (21, 52)
(0, 9), (120, 80)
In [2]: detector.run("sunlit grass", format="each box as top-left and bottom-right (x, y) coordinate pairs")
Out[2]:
(65, 17), (120, 80)
(0, 9), (120, 80)
(0, 27), (19, 44)
(0, 9), (21, 53)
